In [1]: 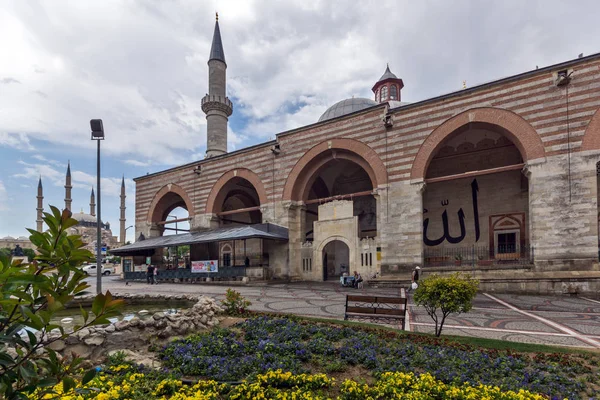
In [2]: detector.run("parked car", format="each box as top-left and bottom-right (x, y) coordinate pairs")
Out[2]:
(82, 264), (115, 276)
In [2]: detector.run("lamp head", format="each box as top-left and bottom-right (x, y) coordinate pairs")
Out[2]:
(90, 119), (105, 140)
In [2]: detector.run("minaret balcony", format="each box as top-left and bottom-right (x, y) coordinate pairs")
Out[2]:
(201, 94), (233, 116)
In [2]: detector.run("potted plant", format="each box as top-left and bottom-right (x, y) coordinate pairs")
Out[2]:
(454, 254), (463, 266)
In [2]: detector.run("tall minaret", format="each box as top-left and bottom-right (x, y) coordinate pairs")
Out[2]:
(64, 161), (72, 211)
(119, 176), (126, 245)
(201, 12), (233, 158)
(90, 188), (96, 216)
(36, 177), (44, 232)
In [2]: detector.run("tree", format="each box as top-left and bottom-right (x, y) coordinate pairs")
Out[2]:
(0, 206), (124, 399)
(413, 272), (478, 337)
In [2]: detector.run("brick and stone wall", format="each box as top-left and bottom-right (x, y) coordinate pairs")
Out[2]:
(133, 55), (600, 281)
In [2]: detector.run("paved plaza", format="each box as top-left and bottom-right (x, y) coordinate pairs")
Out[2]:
(92, 276), (600, 349)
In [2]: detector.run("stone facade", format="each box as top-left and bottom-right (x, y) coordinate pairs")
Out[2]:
(132, 47), (600, 293)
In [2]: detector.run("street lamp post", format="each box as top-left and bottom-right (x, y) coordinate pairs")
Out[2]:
(90, 119), (104, 295)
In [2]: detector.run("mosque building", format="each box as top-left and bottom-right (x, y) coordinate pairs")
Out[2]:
(113, 15), (600, 294)
(33, 163), (127, 254)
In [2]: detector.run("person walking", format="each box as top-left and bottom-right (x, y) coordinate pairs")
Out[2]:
(147, 264), (155, 285)
(408, 266), (421, 293)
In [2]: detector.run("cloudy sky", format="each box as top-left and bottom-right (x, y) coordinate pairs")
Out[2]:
(1, 0), (599, 242)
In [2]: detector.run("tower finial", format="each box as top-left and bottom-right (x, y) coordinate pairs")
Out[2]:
(216, 12), (218, 22)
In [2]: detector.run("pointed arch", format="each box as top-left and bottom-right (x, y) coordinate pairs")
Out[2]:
(205, 168), (268, 214)
(147, 183), (195, 223)
(410, 107), (546, 181)
(283, 138), (388, 201)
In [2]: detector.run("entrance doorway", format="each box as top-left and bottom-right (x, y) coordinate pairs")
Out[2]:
(322, 240), (350, 281)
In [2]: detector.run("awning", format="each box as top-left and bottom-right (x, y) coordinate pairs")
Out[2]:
(110, 223), (288, 255)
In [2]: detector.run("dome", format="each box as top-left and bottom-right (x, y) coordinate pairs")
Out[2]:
(73, 211), (97, 223)
(318, 98), (378, 122)
(1, 236), (15, 240)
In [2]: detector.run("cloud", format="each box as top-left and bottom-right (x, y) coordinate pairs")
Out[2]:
(124, 159), (151, 167)
(32, 154), (63, 167)
(0, 133), (35, 151)
(0, 181), (8, 211)
(1, 0), (600, 167)
(13, 160), (132, 198)
(1, 77), (20, 84)
(70, 170), (133, 198)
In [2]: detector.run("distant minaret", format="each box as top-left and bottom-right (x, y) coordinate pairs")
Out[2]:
(119, 176), (126, 245)
(201, 12), (233, 158)
(64, 161), (72, 211)
(36, 177), (44, 232)
(90, 188), (96, 216)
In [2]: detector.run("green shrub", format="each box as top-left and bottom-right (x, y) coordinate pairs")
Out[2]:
(221, 288), (251, 315)
(413, 272), (478, 337)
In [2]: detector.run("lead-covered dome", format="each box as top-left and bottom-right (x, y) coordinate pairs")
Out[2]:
(318, 98), (378, 122)
(73, 211), (97, 223)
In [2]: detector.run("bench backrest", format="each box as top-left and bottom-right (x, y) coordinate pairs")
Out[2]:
(345, 295), (407, 316)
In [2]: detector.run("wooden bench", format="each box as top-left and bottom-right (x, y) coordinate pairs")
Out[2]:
(344, 293), (407, 330)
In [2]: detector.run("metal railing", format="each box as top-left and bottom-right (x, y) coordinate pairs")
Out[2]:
(423, 245), (534, 268)
(124, 266), (247, 282)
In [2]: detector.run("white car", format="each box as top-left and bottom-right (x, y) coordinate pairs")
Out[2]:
(82, 264), (115, 276)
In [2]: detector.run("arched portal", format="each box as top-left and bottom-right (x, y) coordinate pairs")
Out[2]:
(147, 183), (194, 236)
(209, 176), (263, 226)
(411, 107), (545, 181)
(206, 171), (265, 268)
(283, 138), (388, 201)
(421, 120), (532, 267)
(303, 158), (376, 241)
(321, 240), (350, 280)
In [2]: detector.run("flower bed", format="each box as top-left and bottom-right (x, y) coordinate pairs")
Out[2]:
(33, 364), (550, 399)
(158, 316), (599, 399)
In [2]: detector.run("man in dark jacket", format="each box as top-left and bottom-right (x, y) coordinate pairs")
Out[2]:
(147, 264), (155, 285)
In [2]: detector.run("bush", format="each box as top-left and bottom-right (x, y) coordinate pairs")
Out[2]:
(413, 272), (478, 337)
(0, 206), (123, 399)
(221, 288), (251, 315)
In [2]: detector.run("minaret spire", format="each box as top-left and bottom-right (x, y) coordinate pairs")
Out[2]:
(64, 161), (72, 211)
(119, 176), (126, 245)
(90, 187), (96, 216)
(202, 13), (233, 158)
(36, 176), (44, 232)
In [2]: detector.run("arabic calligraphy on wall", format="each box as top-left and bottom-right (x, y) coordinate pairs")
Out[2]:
(423, 179), (480, 246)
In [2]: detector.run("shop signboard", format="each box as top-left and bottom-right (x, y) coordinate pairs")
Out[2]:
(191, 260), (219, 273)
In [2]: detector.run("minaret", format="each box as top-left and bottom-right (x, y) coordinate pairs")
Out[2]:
(36, 177), (43, 232)
(119, 176), (126, 245)
(90, 188), (96, 216)
(201, 12), (233, 158)
(64, 161), (72, 211)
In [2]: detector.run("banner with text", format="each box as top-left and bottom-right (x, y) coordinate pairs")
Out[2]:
(191, 260), (219, 273)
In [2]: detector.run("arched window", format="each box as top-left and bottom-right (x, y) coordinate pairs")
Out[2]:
(380, 86), (388, 101)
(221, 243), (232, 267)
(390, 85), (397, 100)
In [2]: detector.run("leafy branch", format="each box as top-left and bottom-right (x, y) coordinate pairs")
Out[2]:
(0, 206), (124, 399)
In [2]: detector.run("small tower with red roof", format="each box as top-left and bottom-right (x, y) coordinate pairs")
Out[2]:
(372, 64), (404, 103)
